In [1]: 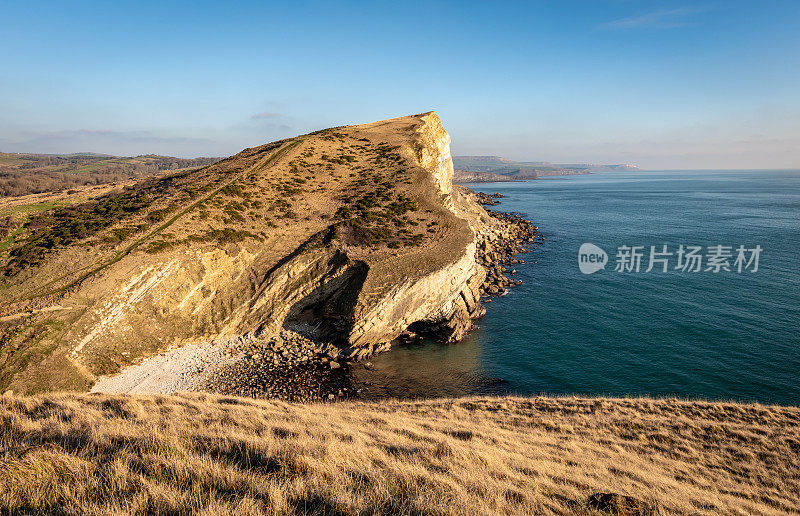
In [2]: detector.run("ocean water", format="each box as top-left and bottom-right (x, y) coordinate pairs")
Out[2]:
(352, 170), (800, 406)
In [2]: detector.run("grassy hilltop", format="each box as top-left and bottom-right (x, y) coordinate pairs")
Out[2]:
(1, 393), (798, 515)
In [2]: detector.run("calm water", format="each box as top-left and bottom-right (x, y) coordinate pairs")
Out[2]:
(353, 170), (800, 406)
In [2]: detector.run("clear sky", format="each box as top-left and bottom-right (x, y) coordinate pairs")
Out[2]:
(1, 0), (798, 169)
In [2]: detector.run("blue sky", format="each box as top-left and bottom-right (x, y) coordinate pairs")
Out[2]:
(1, 0), (798, 168)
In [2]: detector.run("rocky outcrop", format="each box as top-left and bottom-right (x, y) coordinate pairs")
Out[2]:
(347, 239), (486, 347)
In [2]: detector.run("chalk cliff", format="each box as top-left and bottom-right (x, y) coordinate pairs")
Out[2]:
(0, 112), (532, 393)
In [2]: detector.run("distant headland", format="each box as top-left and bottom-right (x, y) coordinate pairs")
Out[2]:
(453, 155), (638, 182)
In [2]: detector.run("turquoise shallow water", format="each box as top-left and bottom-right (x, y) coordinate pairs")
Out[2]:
(353, 170), (800, 406)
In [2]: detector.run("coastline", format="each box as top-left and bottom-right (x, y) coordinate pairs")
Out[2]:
(90, 192), (543, 402)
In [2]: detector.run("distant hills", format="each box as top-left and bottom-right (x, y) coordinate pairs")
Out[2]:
(1, 152), (638, 195)
(0, 152), (220, 197)
(453, 156), (638, 182)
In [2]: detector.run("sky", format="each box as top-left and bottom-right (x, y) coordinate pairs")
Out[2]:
(1, 0), (799, 169)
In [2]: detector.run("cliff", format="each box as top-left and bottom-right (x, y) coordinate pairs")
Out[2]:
(0, 112), (530, 394)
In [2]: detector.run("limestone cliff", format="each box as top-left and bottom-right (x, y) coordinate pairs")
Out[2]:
(0, 112), (528, 394)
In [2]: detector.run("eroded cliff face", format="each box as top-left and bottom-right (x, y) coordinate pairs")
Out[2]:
(347, 239), (486, 347)
(0, 112), (518, 393)
(414, 112), (455, 208)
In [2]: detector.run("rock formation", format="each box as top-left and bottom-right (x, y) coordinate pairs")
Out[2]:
(0, 112), (537, 394)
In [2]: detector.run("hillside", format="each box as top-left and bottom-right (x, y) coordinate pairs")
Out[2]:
(0, 113), (533, 395)
(0, 152), (220, 197)
(1, 392), (798, 515)
(0, 154), (221, 259)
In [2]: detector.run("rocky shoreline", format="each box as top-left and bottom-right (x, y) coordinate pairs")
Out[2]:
(201, 331), (357, 402)
(198, 196), (543, 403)
(473, 191), (505, 205)
(477, 208), (542, 296)
(90, 195), (543, 403)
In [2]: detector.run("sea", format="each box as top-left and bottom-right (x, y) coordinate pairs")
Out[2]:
(352, 169), (800, 406)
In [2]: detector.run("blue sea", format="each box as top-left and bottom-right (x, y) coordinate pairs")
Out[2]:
(352, 170), (800, 406)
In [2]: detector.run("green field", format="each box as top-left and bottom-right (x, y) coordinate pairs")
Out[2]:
(0, 200), (64, 216)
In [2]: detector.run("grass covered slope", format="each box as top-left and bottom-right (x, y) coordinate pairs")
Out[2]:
(2, 393), (798, 515)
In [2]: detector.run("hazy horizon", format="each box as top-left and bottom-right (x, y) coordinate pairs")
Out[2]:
(2, 0), (798, 169)
(3, 147), (800, 172)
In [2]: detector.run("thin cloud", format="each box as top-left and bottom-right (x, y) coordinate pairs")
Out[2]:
(600, 8), (705, 30)
(251, 112), (282, 119)
(77, 129), (122, 135)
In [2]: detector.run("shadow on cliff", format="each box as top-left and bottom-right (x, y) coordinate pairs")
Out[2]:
(281, 254), (369, 345)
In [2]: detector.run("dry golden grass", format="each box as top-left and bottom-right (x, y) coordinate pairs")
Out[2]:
(1, 393), (798, 515)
